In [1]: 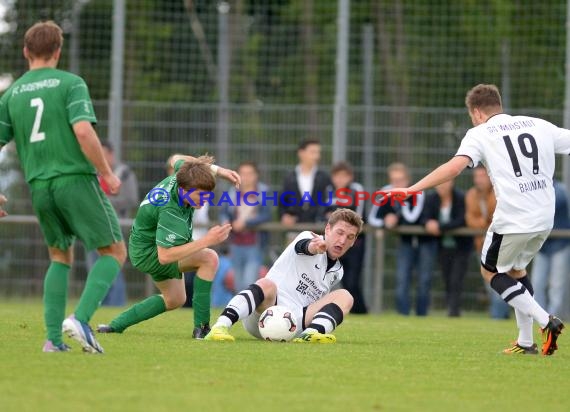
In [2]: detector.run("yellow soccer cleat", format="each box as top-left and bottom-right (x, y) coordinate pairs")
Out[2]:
(204, 325), (235, 342)
(293, 330), (336, 343)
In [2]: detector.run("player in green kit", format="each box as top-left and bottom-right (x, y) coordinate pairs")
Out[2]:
(97, 154), (240, 338)
(0, 21), (126, 353)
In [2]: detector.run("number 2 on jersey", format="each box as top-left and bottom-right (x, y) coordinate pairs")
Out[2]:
(502, 133), (539, 177)
(29, 97), (46, 143)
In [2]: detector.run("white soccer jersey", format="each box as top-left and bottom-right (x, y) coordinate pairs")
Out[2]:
(456, 113), (570, 233)
(266, 231), (343, 309)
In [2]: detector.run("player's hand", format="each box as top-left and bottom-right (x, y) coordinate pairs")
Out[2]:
(101, 173), (122, 195)
(308, 232), (327, 255)
(204, 223), (232, 246)
(217, 167), (241, 188)
(0, 193), (7, 218)
(385, 187), (411, 199)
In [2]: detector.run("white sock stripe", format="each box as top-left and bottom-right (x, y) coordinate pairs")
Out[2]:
(501, 284), (523, 300)
(314, 313), (337, 328)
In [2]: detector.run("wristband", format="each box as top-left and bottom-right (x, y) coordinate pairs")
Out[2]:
(210, 164), (219, 176)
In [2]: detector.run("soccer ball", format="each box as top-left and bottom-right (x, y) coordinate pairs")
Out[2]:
(258, 305), (298, 342)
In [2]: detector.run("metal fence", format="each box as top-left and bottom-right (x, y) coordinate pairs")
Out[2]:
(2, 214), (556, 315)
(2, 1), (570, 313)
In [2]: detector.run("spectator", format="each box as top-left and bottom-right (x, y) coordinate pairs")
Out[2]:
(368, 162), (438, 316)
(220, 161), (272, 292)
(424, 180), (473, 317)
(325, 161), (368, 314)
(86, 141), (138, 306)
(465, 165), (510, 319)
(531, 180), (570, 319)
(280, 139), (332, 230)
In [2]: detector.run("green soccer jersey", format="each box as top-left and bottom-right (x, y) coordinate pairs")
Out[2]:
(129, 160), (195, 254)
(0, 68), (97, 183)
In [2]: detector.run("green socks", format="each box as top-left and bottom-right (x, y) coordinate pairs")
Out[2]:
(43, 261), (70, 346)
(109, 295), (166, 332)
(74, 255), (120, 323)
(192, 276), (213, 327)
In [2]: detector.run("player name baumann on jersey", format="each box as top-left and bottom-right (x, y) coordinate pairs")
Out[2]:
(519, 179), (547, 194)
(486, 119), (536, 134)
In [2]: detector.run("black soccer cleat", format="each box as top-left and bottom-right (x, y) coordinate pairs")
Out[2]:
(541, 315), (564, 356)
(503, 342), (538, 355)
(96, 324), (116, 333)
(192, 324), (211, 340)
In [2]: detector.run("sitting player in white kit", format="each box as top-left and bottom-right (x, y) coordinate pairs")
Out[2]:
(205, 208), (362, 343)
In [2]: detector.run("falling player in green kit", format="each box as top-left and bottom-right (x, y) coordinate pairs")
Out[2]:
(97, 154), (240, 338)
(0, 21), (126, 353)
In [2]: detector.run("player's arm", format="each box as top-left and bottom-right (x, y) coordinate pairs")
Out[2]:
(294, 232), (326, 256)
(169, 154), (197, 168)
(170, 154), (241, 188)
(73, 121), (120, 194)
(404, 156), (471, 194)
(156, 224), (232, 265)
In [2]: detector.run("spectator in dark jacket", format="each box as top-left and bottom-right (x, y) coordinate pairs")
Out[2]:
(280, 139), (331, 227)
(368, 162), (438, 316)
(424, 180), (473, 317)
(325, 161), (367, 314)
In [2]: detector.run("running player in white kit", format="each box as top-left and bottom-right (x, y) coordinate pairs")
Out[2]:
(205, 208), (362, 343)
(389, 84), (566, 355)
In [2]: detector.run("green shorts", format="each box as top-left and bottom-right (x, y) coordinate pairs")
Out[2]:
(128, 241), (181, 282)
(30, 174), (123, 251)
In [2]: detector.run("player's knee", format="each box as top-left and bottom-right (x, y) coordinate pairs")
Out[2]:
(99, 241), (127, 265)
(256, 278), (277, 301)
(337, 289), (354, 313)
(198, 249), (219, 280)
(164, 291), (186, 310)
(115, 241), (127, 264)
(479, 266), (495, 283)
(48, 247), (73, 265)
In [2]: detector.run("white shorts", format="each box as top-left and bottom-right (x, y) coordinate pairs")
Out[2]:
(480, 230), (550, 273)
(242, 295), (307, 339)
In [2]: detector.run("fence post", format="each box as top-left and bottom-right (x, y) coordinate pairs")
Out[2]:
(108, 0), (126, 162)
(332, 0), (350, 163)
(372, 228), (385, 313)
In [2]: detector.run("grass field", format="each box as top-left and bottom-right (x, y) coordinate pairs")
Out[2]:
(0, 300), (568, 412)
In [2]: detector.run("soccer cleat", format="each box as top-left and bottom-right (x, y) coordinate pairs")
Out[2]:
(192, 324), (211, 340)
(293, 330), (336, 343)
(502, 342), (538, 355)
(204, 325), (235, 342)
(62, 314), (104, 354)
(42, 340), (71, 353)
(96, 324), (116, 334)
(541, 315), (564, 356)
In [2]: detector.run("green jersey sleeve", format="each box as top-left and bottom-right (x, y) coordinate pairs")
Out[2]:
(156, 207), (192, 248)
(0, 95), (13, 145)
(173, 159), (185, 173)
(66, 79), (97, 125)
